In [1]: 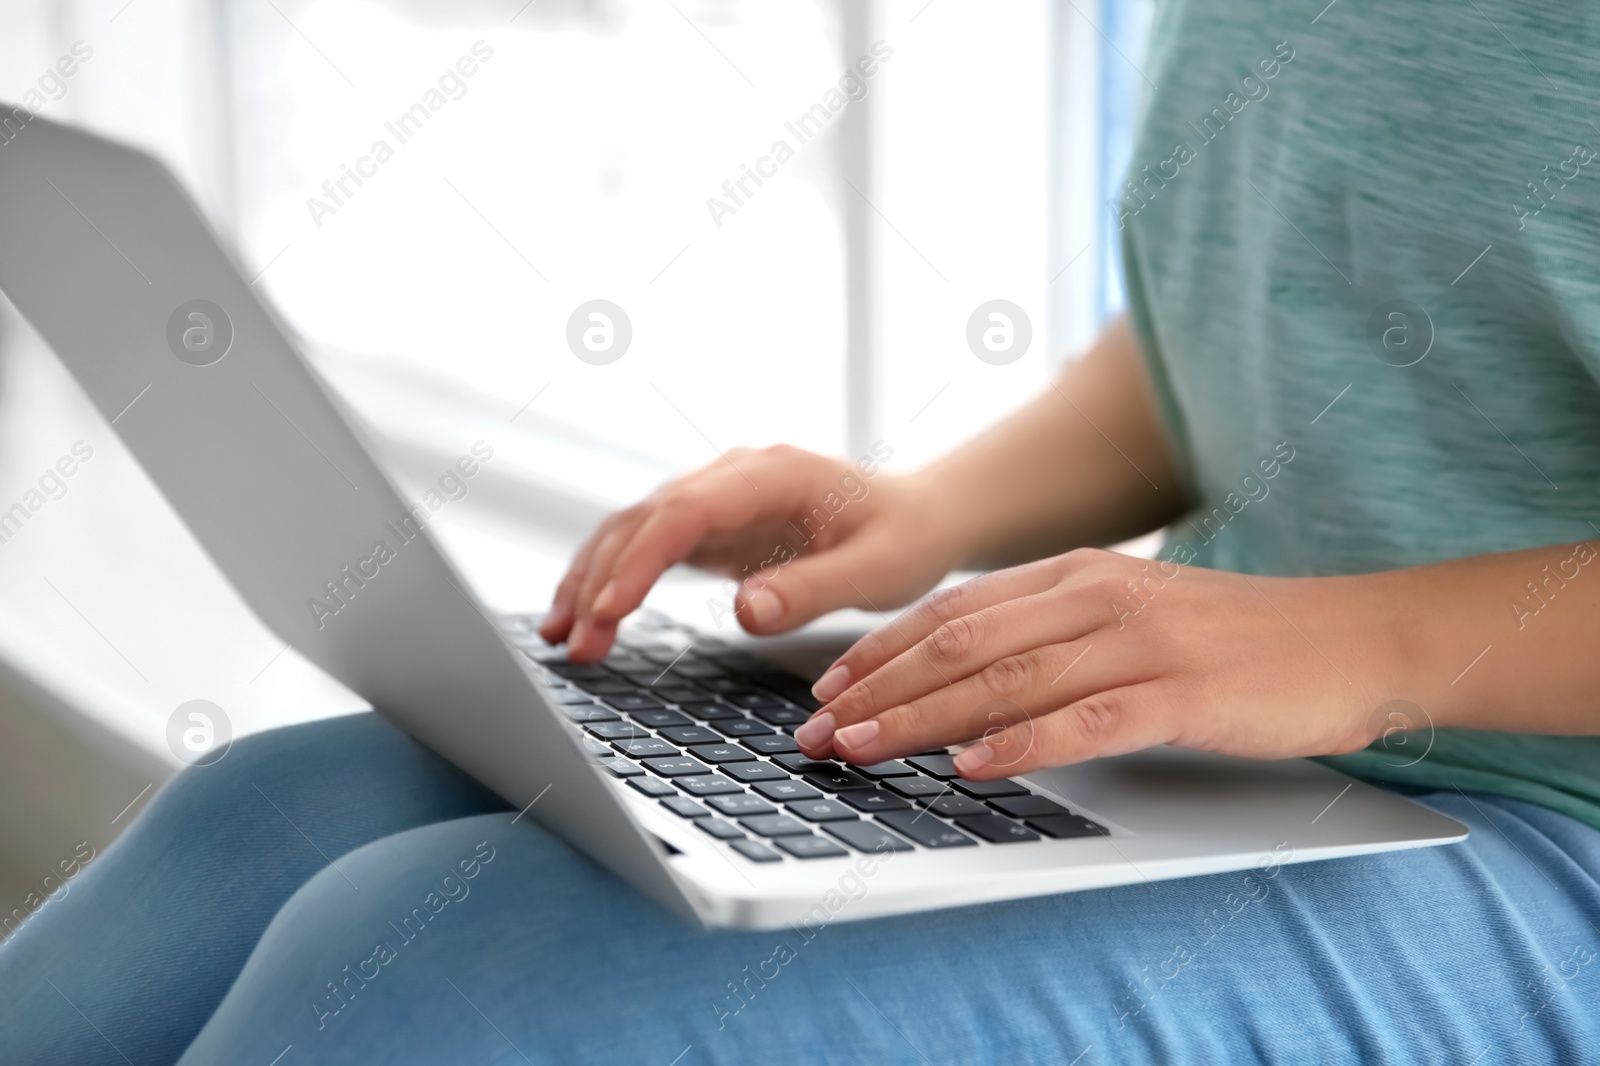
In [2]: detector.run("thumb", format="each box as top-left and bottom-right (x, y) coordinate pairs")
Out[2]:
(735, 533), (909, 634)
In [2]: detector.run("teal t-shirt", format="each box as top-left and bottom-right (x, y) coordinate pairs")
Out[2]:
(1120, 1), (1600, 828)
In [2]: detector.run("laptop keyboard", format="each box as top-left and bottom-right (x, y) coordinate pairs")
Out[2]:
(499, 610), (1108, 864)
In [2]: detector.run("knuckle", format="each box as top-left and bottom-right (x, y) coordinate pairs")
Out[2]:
(1069, 695), (1121, 744)
(925, 615), (980, 666)
(921, 584), (968, 626)
(981, 654), (1035, 699)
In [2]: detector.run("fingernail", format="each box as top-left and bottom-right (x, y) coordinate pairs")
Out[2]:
(793, 711), (835, 749)
(742, 588), (782, 628)
(955, 744), (996, 775)
(592, 581), (619, 616)
(812, 663), (851, 702)
(833, 719), (880, 751)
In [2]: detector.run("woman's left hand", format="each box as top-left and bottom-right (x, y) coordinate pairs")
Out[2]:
(793, 548), (1409, 778)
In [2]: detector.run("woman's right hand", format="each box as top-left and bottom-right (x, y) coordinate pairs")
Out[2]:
(538, 444), (962, 662)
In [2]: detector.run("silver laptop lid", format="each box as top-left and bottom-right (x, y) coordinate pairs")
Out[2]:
(0, 111), (695, 920)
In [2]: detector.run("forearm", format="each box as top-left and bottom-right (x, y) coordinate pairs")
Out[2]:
(910, 315), (1190, 570)
(1376, 542), (1600, 735)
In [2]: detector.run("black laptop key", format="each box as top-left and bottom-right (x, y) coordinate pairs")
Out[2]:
(775, 835), (850, 859)
(952, 778), (1030, 799)
(707, 793), (776, 816)
(840, 789), (911, 813)
(603, 654), (657, 673)
(643, 756), (710, 777)
(876, 810), (977, 848)
(739, 814), (813, 838)
(742, 734), (799, 755)
(563, 705), (620, 723)
(751, 705), (809, 726)
(660, 796), (711, 818)
(904, 754), (959, 779)
(660, 726), (723, 746)
(686, 703), (744, 721)
(580, 737), (611, 757)
(754, 779), (821, 802)
(596, 757), (643, 778)
(585, 720), (651, 740)
(548, 662), (612, 680)
(801, 768), (875, 792)
(712, 717), (775, 738)
(675, 774), (744, 797)
(720, 762), (790, 783)
(773, 755), (836, 774)
(855, 760), (916, 779)
(920, 794), (989, 818)
(627, 708), (693, 728)
(572, 678), (638, 696)
(666, 661), (727, 680)
(991, 795), (1071, 819)
(628, 776), (678, 798)
(609, 694), (670, 713)
(613, 738), (679, 759)
(786, 799), (857, 822)
(653, 684), (714, 704)
(729, 839), (783, 863)
(548, 689), (602, 705)
(954, 815), (1041, 844)
(1026, 814), (1109, 839)
(884, 774), (947, 798)
(702, 677), (753, 694)
(687, 743), (755, 764)
(695, 818), (746, 841)
(730, 691), (789, 710)
(824, 820), (915, 854)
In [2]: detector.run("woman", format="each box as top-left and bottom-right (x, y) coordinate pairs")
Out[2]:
(6, 2), (1600, 1062)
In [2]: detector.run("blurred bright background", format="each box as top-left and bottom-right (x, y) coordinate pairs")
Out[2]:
(0, 0), (1149, 911)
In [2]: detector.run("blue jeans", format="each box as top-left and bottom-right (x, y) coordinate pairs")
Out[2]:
(3, 714), (1598, 1064)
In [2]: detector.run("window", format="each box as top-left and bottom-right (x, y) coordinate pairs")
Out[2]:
(5, 0), (1139, 513)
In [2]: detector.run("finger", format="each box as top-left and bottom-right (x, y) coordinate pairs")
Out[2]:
(818, 587), (1107, 734)
(539, 517), (617, 643)
(811, 560), (1064, 703)
(817, 638), (1127, 764)
(952, 681), (1180, 779)
(734, 527), (906, 635)
(588, 467), (783, 629)
(566, 519), (647, 659)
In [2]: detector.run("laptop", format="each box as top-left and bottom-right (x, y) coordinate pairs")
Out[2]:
(0, 112), (1467, 930)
